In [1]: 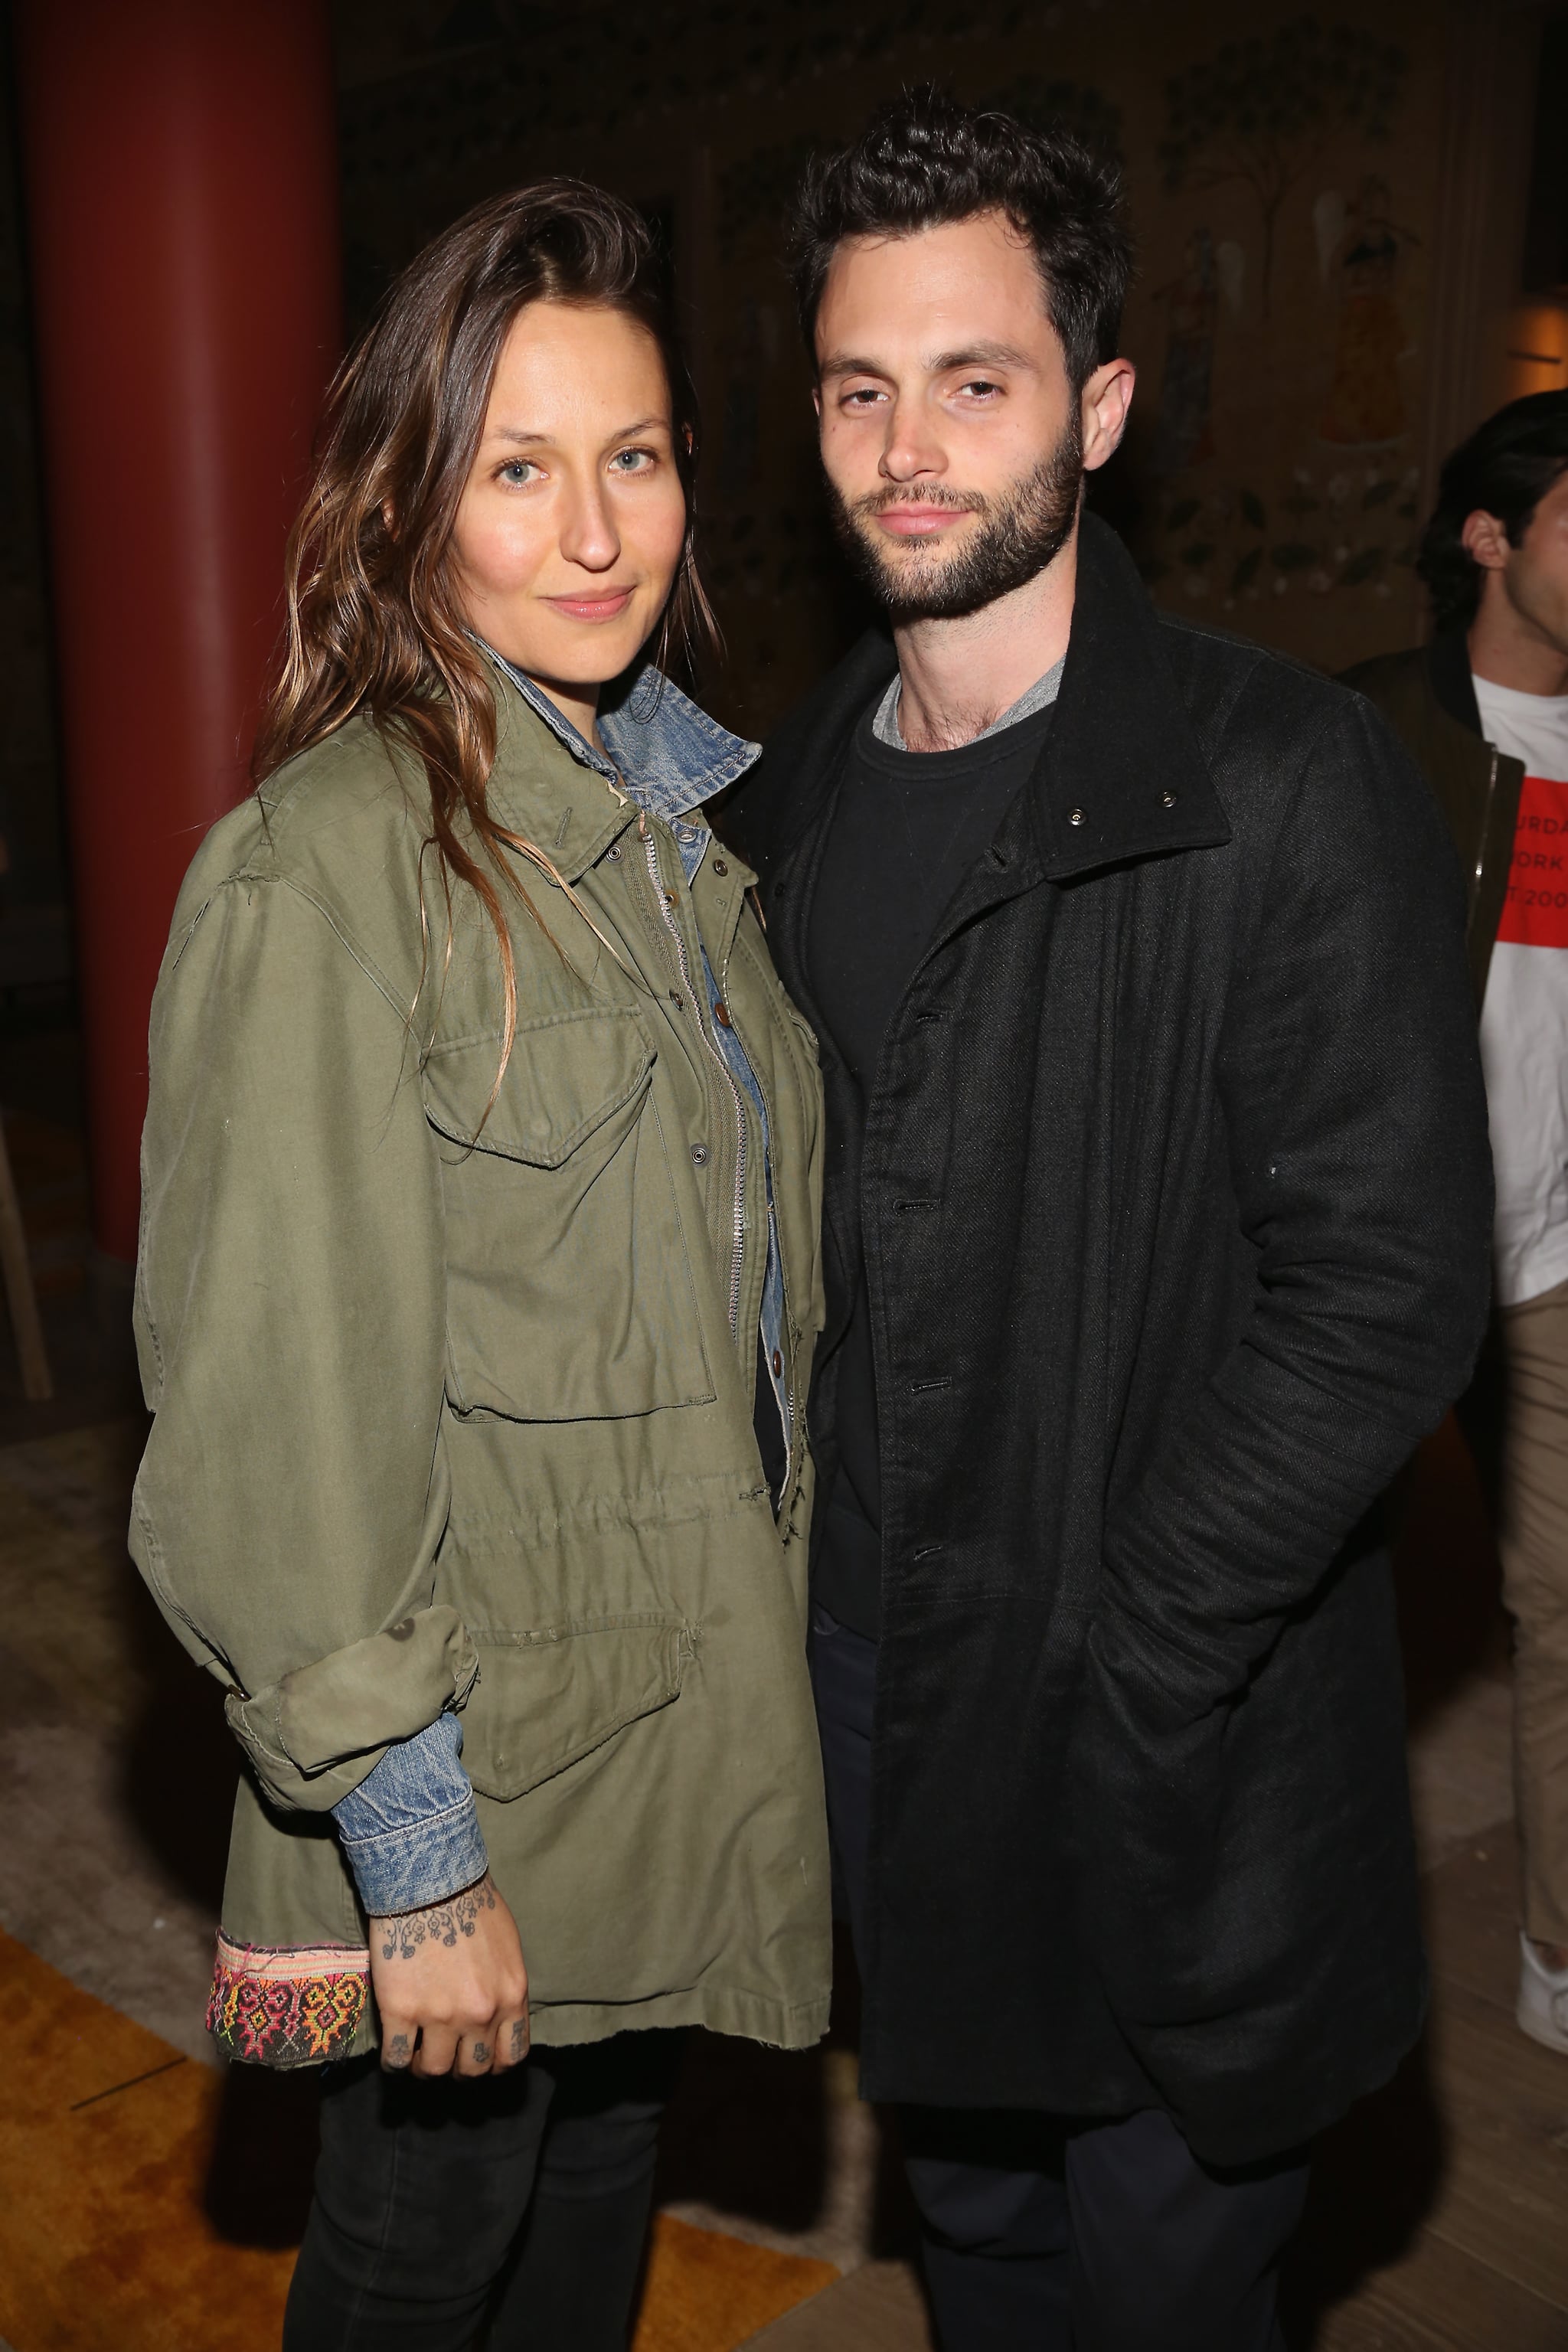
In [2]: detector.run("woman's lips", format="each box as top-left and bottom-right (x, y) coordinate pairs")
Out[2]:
(546, 589), (635, 620)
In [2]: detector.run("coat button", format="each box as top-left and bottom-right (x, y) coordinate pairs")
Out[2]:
(1161, 790), (1177, 809)
(1067, 808), (1085, 826)
(691, 1143), (709, 1166)
(714, 1001), (732, 1027)
(668, 991), (684, 1009)
(772, 1349), (782, 1376)
(664, 889), (678, 906)
(713, 858), (729, 877)
(605, 843), (622, 862)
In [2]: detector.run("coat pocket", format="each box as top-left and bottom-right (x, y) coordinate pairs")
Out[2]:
(461, 1615), (694, 1801)
(423, 1008), (714, 1419)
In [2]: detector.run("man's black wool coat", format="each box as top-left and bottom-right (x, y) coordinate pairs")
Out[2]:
(722, 514), (1493, 2167)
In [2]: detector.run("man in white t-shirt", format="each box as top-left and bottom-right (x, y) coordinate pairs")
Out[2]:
(1350, 388), (1568, 2055)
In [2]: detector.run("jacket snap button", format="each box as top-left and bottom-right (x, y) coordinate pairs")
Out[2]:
(1161, 790), (1177, 810)
(714, 1001), (732, 1027)
(773, 1349), (782, 1376)
(691, 1143), (709, 1166)
(713, 858), (729, 877)
(664, 889), (678, 906)
(1067, 808), (1085, 826)
(668, 991), (684, 1009)
(605, 843), (622, 862)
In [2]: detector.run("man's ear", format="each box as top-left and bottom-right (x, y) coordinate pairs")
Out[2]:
(811, 384), (823, 421)
(1080, 358), (1136, 474)
(1462, 509), (1512, 573)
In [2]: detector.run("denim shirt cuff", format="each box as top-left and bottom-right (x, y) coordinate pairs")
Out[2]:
(330, 1711), (488, 1916)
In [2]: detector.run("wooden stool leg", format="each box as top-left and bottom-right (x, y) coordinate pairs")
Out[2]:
(0, 1116), (53, 1402)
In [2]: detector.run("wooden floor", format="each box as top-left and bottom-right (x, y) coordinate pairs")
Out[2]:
(1289, 1829), (1568, 2350)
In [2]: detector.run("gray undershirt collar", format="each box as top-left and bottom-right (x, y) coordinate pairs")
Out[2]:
(873, 654), (1066, 751)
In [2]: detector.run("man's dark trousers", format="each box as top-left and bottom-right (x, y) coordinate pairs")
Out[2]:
(810, 1603), (1309, 2351)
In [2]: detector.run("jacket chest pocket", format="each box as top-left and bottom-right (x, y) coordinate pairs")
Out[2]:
(423, 1008), (714, 1420)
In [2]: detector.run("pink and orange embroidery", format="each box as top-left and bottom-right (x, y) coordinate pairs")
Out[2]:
(207, 1932), (370, 2066)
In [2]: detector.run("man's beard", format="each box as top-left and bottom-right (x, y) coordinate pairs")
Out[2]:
(825, 411), (1084, 622)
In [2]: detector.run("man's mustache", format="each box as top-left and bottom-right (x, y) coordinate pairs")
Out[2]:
(849, 485), (990, 521)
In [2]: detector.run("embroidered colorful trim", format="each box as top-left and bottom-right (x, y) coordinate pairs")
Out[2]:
(207, 1932), (371, 2067)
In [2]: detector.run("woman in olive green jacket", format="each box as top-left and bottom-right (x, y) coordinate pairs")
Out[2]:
(131, 182), (828, 2347)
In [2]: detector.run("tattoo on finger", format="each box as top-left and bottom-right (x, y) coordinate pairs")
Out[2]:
(384, 2032), (413, 2070)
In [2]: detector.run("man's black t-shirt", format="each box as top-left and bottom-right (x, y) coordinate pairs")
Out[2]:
(805, 688), (1056, 1637)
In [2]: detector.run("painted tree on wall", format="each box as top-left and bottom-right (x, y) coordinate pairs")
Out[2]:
(1160, 16), (1407, 318)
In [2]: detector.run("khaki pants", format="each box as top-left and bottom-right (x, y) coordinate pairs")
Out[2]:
(1498, 1276), (1568, 1946)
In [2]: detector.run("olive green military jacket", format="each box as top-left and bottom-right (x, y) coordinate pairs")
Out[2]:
(129, 668), (830, 2066)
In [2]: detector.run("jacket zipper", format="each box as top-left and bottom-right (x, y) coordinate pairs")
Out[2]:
(639, 810), (750, 1341)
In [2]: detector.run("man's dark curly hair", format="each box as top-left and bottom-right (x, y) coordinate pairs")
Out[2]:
(787, 83), (1132, 392)
(1419, 389), (1568, 632)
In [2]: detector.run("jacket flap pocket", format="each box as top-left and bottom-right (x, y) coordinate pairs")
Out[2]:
(423, 1008), (653, 1168)
(462, 1615), (693, 1801)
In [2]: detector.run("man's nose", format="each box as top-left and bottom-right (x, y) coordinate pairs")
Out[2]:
(879, 396), (947, 485)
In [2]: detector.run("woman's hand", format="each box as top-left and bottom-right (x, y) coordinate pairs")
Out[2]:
(369, 1873), (530, 2077)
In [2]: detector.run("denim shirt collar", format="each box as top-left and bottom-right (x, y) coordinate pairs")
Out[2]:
(483, 643), (760, 824)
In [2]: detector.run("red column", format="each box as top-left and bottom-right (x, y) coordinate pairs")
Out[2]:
(15, 0), (341, 1266)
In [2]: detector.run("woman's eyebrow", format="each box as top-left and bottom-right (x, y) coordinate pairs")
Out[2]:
(486, 416), (668, 446)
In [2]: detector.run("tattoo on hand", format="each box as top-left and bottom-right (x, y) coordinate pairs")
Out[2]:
(511, 2018), (530, 2062)
(384, 2032), (413, 2069)
(377, 1875), (498, 1962)
(469, 2040), (491, 2065)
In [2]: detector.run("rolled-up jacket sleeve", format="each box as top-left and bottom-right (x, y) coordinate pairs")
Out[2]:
(332, 1713), (489, 1914)
(130, 867), (475, 1814)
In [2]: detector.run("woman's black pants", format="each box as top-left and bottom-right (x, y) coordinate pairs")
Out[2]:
(283, 2028), (684, 2350)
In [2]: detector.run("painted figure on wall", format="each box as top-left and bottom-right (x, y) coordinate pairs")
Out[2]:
(1154, 227), (1219, 473)
(1319, 176), (1416, 448)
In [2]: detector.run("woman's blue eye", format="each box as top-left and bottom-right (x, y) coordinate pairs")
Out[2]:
(612, 448), (652, 471)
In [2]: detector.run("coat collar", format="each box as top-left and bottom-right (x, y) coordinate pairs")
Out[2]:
(483, 643), (759, 876)
(757, 514), (1231, 892)
(1031, 513), (1230, 878)
(1425, 631), (1484, 740)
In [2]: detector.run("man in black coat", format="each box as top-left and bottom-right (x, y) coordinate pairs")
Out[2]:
(724, 89), (1493, 2351)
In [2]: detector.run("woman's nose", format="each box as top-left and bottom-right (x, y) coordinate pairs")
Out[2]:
(557, 481), (621, 573)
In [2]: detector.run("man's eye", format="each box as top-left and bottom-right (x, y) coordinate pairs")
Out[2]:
(959, 378), (1002, 398)
(843, 387), (884, 408)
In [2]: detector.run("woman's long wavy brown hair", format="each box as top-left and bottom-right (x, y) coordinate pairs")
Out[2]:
(253, 180), (718, 1074)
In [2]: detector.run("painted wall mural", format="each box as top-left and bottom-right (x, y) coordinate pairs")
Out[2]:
(330, 0), (1452, 730)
